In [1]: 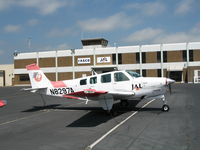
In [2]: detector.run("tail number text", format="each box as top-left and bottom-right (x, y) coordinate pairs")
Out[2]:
(50, 88), (74, 95)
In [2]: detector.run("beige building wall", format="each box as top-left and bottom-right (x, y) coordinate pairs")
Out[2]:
(167, 51), (182, 62)
(122, 53), (136, 64)
(0, 64), (14, 86)
(146, 52), (157, 63)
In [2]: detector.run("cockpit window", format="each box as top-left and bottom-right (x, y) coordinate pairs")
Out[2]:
(126, 71), (141, 78)
(114, 72), (129, 82)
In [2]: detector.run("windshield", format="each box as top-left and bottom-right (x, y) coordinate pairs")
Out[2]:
(126, 71), (141, 78)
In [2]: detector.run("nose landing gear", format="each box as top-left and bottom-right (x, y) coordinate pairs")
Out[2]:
(162, 95), (170, 112)
(162, 104), (170, 112)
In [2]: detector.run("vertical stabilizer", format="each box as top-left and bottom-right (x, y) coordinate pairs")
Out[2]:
(26, 64), (52, 88)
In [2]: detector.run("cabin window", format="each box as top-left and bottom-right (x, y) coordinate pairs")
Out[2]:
(101, 74), (111, 83)
(80, 79), (87, 85)
(114, 72), (129, 82)
(90, 77), (97, 84)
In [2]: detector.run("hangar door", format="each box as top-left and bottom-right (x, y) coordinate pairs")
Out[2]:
(0, 70), (5, 86)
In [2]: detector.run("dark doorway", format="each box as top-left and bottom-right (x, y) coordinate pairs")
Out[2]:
(169, 71), (182, 82)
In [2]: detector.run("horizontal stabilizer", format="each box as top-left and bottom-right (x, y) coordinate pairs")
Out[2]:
(22, 87), (48, 93)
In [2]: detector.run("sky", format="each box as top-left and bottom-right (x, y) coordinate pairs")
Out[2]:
(0, 0), (200, 64)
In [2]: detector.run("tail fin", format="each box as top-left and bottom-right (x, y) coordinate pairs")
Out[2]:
(26, 64), (52, 88)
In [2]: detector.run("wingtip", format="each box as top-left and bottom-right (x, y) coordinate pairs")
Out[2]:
(0, 100), (7, 107)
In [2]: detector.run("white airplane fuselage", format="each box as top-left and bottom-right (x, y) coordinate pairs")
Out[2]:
(26, 64), (175, 112)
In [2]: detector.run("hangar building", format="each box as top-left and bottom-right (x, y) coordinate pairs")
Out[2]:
(0, 64), (14, 86)
(13, 38), (200, 85)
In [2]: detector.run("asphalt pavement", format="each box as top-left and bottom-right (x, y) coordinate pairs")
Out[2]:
(0, 84), (199, 150)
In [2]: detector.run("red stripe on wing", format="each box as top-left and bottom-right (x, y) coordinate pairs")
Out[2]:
(63, 95), (81, 100)
(68, 89), (108, 97)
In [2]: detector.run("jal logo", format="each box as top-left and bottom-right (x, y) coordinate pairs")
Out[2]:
(132, 83), (143, 90)
(97, 57), (111, 63)
(100, 57), (108, 62)
(34, 72), (42, 82)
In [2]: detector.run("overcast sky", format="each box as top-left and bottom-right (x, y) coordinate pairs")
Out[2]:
(0, 0), (200, 64)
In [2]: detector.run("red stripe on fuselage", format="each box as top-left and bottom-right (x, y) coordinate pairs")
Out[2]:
(51, 81), (67, 88)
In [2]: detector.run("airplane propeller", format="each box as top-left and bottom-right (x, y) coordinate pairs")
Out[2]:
(166, 78), (175, 95)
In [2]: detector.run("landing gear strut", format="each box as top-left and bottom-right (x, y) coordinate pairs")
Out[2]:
(162, 95), (170, 112)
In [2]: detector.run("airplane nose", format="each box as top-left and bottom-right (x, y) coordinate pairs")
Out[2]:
(166, 78), (175, 85)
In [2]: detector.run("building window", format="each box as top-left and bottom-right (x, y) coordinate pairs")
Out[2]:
(19, 74), (30, 81)
(182, 50), (187, 62)
(142, 52), (146, 63)
(90, 77), (97, 84)
(189, 50), (193, 61)
(114, 72), (129, 82)
(157, 52), (161, 62)
(101, 74), (111, 83)
(163, 51), (167, 62)
(157, 69), (161, 77)
(112, 54), (116, 64)
(136, 53), (140, 63)
(0, 71), (4, 77)
(80, 79), (87, 85)
(142, 70), (146, 77)
(118, 53), (122, 64)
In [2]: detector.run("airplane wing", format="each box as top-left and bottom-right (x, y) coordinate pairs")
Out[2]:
(63, 89), (134, 100)
(68, 89), (107, 96)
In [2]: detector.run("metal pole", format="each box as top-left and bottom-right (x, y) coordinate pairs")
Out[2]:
(160, 44), (164, 77)
(55, 50), (58, 81)
(71, 49), (75, 79)
(139, 45), (142, 75)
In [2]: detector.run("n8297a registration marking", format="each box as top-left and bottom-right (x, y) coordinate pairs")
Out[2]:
(50, 88), (74, 95)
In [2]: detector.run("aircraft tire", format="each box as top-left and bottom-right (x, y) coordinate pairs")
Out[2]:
(162, 104), (170, 112)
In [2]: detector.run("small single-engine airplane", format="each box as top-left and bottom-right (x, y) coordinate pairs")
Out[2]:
(24, 64), (175, 112)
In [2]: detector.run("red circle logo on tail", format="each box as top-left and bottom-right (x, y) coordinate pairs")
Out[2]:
(34, 72), (42, 82)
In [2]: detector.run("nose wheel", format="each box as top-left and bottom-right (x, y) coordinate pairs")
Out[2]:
(162, 104), (170, 112)
(161, 95), (170, 112)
